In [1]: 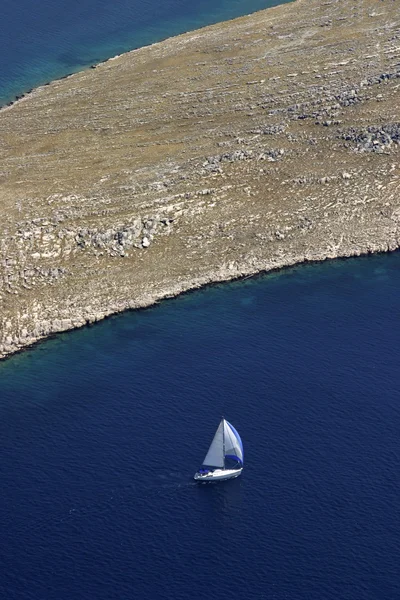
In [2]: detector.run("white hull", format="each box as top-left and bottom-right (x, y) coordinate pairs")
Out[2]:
(194, 468), (243, 482)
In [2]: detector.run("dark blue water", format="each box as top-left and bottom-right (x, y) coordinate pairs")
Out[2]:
(0, 0), (291, 106)
(1, 252), (400, 599)
(1, 0), (399, 596)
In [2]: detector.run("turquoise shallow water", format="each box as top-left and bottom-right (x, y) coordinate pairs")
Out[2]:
(1, 252), (400, 599)
(0, 0), (291, 106)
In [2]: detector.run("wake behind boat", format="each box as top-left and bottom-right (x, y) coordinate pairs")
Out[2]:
(194, 418), (243, 482)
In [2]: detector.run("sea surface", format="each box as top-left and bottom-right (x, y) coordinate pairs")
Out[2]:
(0, 0), (290, 106)
(1, 252), (400, 599)
(1, 1), (400, 598)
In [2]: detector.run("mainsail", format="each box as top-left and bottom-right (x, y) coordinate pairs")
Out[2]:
(202, 419), (244, 468)
(202, 420), (225, 467)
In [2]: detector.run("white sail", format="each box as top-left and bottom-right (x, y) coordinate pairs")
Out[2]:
(202, 420), (225, 467)
(223, 419), (244, 465)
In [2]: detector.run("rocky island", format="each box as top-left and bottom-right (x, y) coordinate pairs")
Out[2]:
(0, 0), (399, 359)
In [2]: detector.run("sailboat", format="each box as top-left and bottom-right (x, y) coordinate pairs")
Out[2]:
(194, 418), (243, 481)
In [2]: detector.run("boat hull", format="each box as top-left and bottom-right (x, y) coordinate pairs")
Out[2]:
(194, 468), (242, 482)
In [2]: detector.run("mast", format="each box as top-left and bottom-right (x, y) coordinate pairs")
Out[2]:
(222, 417), (226, 470)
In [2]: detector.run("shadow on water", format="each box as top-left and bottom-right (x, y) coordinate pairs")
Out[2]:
(195, 476), (243, 515)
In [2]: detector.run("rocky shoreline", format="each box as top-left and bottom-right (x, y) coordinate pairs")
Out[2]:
(1, 0), (399, 360)
(2, 240), (400, 362)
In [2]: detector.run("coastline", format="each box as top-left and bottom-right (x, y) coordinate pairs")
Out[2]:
(2, 239), (399, 362)
(1, 0), (399, 361)
(0, 0), (291, 112)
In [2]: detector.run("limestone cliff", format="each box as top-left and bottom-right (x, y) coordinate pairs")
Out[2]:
(1, 0), (399, 358)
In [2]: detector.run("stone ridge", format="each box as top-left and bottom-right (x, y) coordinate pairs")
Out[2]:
(0, 0), (399, 359)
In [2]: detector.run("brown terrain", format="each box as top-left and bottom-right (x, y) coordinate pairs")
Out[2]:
(0, 0), (399, 359)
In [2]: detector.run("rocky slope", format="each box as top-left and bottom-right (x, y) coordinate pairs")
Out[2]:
(1, 0), (399, 358)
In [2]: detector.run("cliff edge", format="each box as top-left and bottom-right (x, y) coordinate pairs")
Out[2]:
(1, 0), (399, 358)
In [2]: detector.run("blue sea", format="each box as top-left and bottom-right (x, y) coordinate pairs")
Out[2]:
(1, 253), (400, 599)
(1, 1), (400, 598)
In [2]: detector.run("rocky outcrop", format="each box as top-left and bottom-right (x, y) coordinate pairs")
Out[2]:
(75, 216), (174, 255)
(341, 123), (400, 153)
(0, 0), (399, 359)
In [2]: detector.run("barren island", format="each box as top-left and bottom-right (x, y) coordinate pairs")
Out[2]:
(1, 0), (399, 359)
